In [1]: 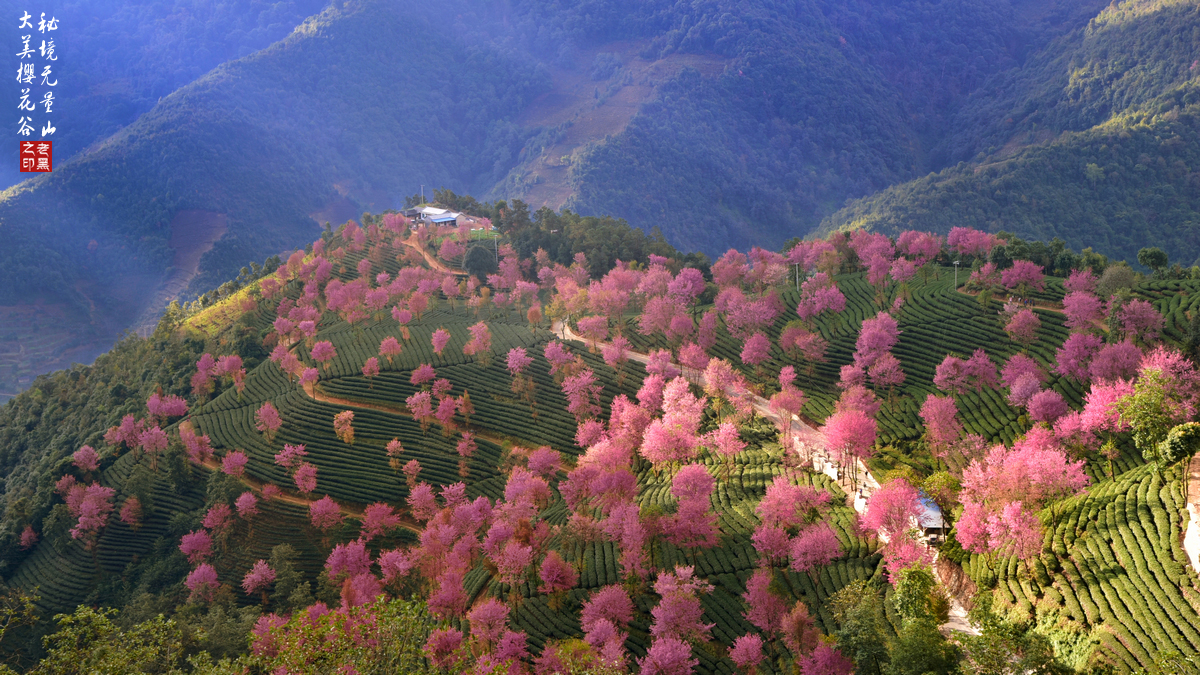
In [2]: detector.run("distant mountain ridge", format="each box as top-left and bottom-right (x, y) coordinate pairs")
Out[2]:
(825, 0), (1200, 267)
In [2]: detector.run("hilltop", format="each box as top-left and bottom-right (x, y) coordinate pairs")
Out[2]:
(1, 214), (1199, 673)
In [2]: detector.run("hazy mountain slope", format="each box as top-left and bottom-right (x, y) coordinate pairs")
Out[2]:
(560, 0), (1105, 254)
(942, 0), (1200, 163)
(0, 0), (544, 399)
(0, 0), (546, 303)
(0, 0), (331, 190)
(820, 0), (1200, 267)
(822, 85), (1200, 267)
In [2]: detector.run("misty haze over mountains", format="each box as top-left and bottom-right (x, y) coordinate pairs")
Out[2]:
(3, 0), (1200, 397)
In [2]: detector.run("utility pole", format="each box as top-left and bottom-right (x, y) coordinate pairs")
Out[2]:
(953, 260), (961, 288)
(420, 185), (424, 204)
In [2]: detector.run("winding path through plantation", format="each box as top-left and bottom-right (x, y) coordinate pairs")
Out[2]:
(301, 380), (543, 456)
(550, 319), (979, 635)
(550, 319), (860, 498)
(194, 277), (976, 631)
(181, 419), (422, 533)
(400, 234), (469, 277)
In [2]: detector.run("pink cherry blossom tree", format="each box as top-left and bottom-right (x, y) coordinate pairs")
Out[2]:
(180, 530), (212, 563)
(919, 394), (962, 458)
(222, 450), (248, 477)
(650, 565), (714, 643)
(293, 462), (318, 493)
(1054, 332), (1104, 382)
(948, 227), (1001, 258)
(255, 402), (282, 442)
(1064, 268), (1097, 293)
(1062, 292), (1103, 332)
(18, 526), (37, 550)
(309, 495), (344, 531)
(1001, 353), (1046, 389)
(359, 503), (401, 541)
(663, 464), (718, 550)
(862, 479), (929, 580)
(897, 230), (943, 265)
(741, 568), (788, 633)
(789, 524), (842, 574)
(853, 312), (900, 371)
(867, 352), (906, 401)
(934, 349), (998, 395)
(796, 274), (847, 325)
(1000, 260), (1044, 299)
(311, 341), (337, 371)
(72, 445), (100, 472)
(562, 369), (603, 423)
(741, 332), (772, 368)
(186, 564), (220, 602)
(361, 356), (380, 384)
(139, 426), (169, 469)
(822, 408), (877, 485)
(235, 492), (258, 518)
(379, 336), (403, 364)
(462, 322), (493, 366)
(577, 315), (609, 351)
(1026, 389), (1069, 424)
(70, 484), (115, 548)
(431, 328), (451, 357)
(119, 496), (142, 529)
(203, 503), (232, 533)
(639, 638), (697, 675)
(1089, 340), (1142, 382)
(1120, 299), (1164, 345)
(730, 634), (764, 674)
(957, 429), (1088, 561)
(333, 410), (355, 445)
(146, 392), (188, 421)
(798, 642), (854, 675)
(1004, 309), (1040, 349)
(242, 560), (276, 602)
(406, 391), (434, 433)
(1006, 373), (1042, 408)
(544, 341), (576, 381)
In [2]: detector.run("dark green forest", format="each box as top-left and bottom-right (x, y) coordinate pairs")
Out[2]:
(823, 83), (1200, 268)
(942, 0), (1200, 164)
(562, 0), (1108, 253)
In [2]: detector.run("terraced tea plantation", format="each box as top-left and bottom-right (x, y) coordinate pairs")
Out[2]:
(177, 287), (891, 672)
(946, 463), (1200, 671)
(8, 217), (1200, 675)
(624, 271), (1085, 457)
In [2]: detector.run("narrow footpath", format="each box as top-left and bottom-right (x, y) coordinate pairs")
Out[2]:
(551, 319), (979, 635)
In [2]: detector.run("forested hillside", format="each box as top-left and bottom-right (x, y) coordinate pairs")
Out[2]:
(826, 0), (1200, 268)
(943, 0), (1200, 164)
(563, 0), (1110, 251)
(2, 217), (1200, 674)
(822, 84), (1200, 268)
(7, 0), (1200, 400)
(0, 0), (1119, 402)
